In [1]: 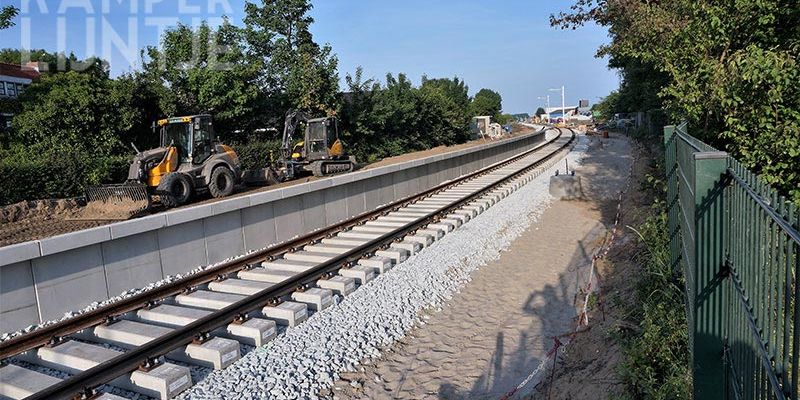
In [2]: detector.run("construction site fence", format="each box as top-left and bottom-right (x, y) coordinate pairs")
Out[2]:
(665, 122), (800, 400)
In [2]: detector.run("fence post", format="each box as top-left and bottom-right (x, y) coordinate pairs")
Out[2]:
(663, 125), (675, 146)
(691, 150), (728, 399)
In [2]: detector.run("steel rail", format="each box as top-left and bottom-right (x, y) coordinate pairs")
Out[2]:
(26, 129), (574, 400)
(0, 128), (555, 360)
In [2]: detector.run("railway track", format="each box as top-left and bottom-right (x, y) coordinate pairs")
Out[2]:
(0, 128), (575, 400)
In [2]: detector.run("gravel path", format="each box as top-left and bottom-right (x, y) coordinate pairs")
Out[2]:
(176, 132), (589, 400)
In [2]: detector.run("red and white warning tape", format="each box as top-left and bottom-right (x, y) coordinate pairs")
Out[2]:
(499, 139), (641, 400)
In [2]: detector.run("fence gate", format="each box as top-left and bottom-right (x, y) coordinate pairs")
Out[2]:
(665, 123), (799, 400)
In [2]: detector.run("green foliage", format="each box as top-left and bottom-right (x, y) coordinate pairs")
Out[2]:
(535, 107), (546, 116)
(0, 6), (18, 30)
(339, 68), (474, 164)
(593, 90), (622, 121)
(11, 70), (124, 156)
(618, 212), (691, 399)
(232, 139), (282, 170)
(142, 20), (263, 141)
(552, 0), (800, 204)
(244, 0), (339, 116)
(609, 139), (690, 399)
(0, 48), (110, 74)
(494, 113), (514, 125)
(108, 73), (165, 150)
(469, 88), (502, 118)
(0, 148), (129, 204)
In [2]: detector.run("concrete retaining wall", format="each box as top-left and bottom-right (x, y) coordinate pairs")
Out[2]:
(0, 130), (546, 333)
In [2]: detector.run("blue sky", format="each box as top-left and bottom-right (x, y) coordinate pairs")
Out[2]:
(0, 0), (619, 114)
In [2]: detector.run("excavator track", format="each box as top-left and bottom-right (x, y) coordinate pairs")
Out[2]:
(310, 160), (355, 177)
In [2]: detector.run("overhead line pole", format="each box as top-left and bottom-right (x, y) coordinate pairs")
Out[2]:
(537, 95), (550, 120)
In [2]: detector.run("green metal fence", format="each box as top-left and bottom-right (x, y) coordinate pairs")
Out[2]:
(665, 123), (800, 400)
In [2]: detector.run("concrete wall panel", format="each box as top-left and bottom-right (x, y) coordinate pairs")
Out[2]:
(416, 164), (431, 192)
(393, 169), (410, 199)
(102, 232), (162, 297)
(301, 190), (326, 233)
(0, 261), (38, 332)
(345, 180), (366, 218)
(363, 177), (382, 211)
(273, 197), (305, 242)
(32, 245), (107, 322)
(241, 203), (277, 252)
(158, 220), (207, 276)
(378, 174), (395, 205)
(0, 242), (40, 267)
(324, 186), (349, 226)
(204, 212), (245, 265)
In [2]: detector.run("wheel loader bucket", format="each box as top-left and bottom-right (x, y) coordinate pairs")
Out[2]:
(81, 183), (152, 220)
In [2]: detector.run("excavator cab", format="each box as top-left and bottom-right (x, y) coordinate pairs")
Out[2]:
(305, 117), (340, 159)
(157, 115), (215, 166)
(289, 117), (341, 161)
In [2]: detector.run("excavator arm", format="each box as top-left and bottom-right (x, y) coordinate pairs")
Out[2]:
(282, 110), (311, 160)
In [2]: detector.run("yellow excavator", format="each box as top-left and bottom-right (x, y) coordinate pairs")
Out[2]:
(84, 114), (242, 218)
(277, 110), (356, 180)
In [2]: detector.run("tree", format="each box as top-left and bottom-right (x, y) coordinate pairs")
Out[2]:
(553, 0), (800, 203)
(0, 49), (108, 73)
(592, 91), (622, 121)
(143, 20), (263, 141)
(339, 68), (485, 163)
(470, 89), (502, 119)
(244, 0), (339, 117)
(535, 107), (546, 116)
(108, 73), (167, 150)
(494, 114), (514, 125)
(420, 76), (472, 144)
(0, 6), (18, 30)
(11, 70), (122, 156)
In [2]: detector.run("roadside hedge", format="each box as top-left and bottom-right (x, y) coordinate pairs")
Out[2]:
(0, 152), (129, 205)
(232, 139), (282, 171)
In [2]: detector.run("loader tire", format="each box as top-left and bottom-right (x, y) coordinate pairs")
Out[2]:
(208, 166), (235, 198)
(158, 173), (193, 208)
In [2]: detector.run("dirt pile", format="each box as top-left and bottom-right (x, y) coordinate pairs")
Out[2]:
(1, 199), (83, 224)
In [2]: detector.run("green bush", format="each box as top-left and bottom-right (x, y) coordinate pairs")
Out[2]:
(0, 150), (132, 205)
(617, 211), (691, 399)
(232, 139), (282, 170)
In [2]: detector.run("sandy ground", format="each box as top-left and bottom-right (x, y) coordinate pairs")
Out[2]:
(527, 136), (654, 400)
(329, 132), (635, 399)
(0, 127), (538, 247)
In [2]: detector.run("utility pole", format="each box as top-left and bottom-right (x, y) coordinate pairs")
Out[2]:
(537, 95), (550, 119)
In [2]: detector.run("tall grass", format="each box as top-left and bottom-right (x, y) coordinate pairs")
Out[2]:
(614, 131), (691, 399)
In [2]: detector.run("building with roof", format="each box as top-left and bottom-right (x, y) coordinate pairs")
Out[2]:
(0, 62), (41, 132)
(0, 62), (40, 98)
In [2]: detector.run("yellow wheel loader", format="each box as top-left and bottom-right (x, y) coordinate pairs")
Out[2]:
(84, 114), (242, 218)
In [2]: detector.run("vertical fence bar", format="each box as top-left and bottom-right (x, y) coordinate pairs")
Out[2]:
(691, 150), (729, 398)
